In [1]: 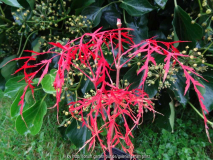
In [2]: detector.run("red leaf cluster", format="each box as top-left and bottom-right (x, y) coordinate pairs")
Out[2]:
(69, 85), (155, 155)
(10, 25), (211, 156)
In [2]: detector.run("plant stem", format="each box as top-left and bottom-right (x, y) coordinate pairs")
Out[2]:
(97, 1), (120, 19)
(204, 62), (213, 68)
(0, 6), (5, 17)
(123, 10), (127, 25)
(19, 31), (37, 58)
(27, 21), (50, 22)
(202, 41), (213, 55)
(188, 102), (213, 126)
(17, 33), (23, 55)
(69, 75), (83, 91)
(174, 0), (177, 7)
(49, 27), (62, 30)
(101, 1), (120, 10)
(55, 15), (72, 23)
(34, 88), (42, 91)
(6, 26), (15, 32)
(108, 20), (122, 160)
(42, 94), (47, 102)
(198, 0), (203, 13)
(27, 16), (73, 23)
(0, 16), (12, 24)
(60, 0), (66, 14)
(75, 90), (78, 101)
(116, 29), (121, 88)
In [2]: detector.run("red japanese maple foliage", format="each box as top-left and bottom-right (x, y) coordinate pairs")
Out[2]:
(9, 19), (211, 158)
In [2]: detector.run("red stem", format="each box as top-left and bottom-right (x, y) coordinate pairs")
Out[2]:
(108, 20), (122, 160)
(116, 29), (122, 88)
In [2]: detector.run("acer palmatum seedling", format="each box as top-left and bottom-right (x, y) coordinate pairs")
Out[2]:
(9, 19), (212, 159)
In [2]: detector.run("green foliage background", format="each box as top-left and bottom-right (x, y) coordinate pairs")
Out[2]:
(0, 0), (213, 158)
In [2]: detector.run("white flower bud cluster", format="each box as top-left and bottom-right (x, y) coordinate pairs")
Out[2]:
(146, 64), (177, 90)
(180, 47), (208, 73)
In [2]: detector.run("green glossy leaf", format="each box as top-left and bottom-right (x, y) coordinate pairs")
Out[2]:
(120, 0), (156, 16)
(65, 120), (91, 148)
(154, 93), (173, 132)
(123, 65), (158, 97)
(1, 0), (23, 8)
(50, 69), (57, 74)
(0, 55), (16, 68)
(169, 99), (175, 133)
(31, 38), (45, 60)
(71, 0), (95, 15)
(123, 65), (142, 90)
(169, 71), (189, 107)
(159, 18), (173, 38)
(196, 71), (213, 113)
(153, 53), (166, 64)
(173, 29), (179, 48)
(144, 80), (158, 98)
(155, 0), (168, 9)
(82, 6), (102, 27)
(25, 90), (35, 105)
(4, 76), (26, 99)
(11, 90), (30, 120)
(1, 61), (16, 80)
(58, 126), (69, 141)
(172, 6), (202, 50)
(127, 15), (148, 44)
(104, 51), (114, 64)
(149, 30), (166, 40)
(33, 78), (39, 84)
(11, 90), (22, 119)
(26, 0), (35, 9)
(31, 37), (44, 55)
(41, 69), (56, 94)
(93, 0), (104, 7)
(0, 74), (5, 90)
(101, 6), (121, 29)
(15, 100), (47, 135)
(80, 77), (95, 95)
